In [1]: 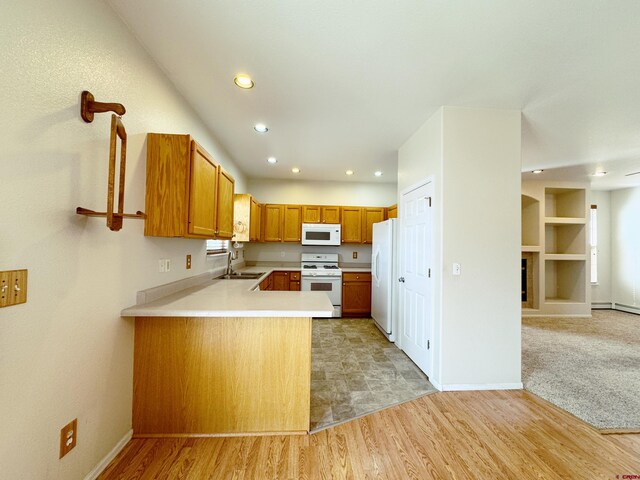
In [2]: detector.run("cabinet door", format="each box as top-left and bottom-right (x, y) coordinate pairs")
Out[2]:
(283, 205), (302, 242)
(302, 206), (321, 223)
(341, 207), (362, 243)
(362, 208), (385, 244)
(216, 167), (235, 239)
(289, 280), (301, 291)
(272, 271), (290, 291)
(387, 205), (397, 219)
(342, 275), (372, 317)
(250, 198), (261, 242)
(322, 206), (341, 224)
(263, 205), (284, 242)
(188, 141), (218, 237)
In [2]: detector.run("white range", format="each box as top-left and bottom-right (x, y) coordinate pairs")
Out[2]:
(300, 253), (342, 317)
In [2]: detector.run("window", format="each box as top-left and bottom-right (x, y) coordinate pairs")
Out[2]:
(590, 205), (597, 283)
(206, 239), (229, 255)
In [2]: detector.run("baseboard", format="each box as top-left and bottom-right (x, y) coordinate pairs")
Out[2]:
(613, 303), (640, 316)
(429, 378), (443, 391)
(83, 429), (132, 480)
(439, 382), (523, 392)
(591, 302), (613, 310)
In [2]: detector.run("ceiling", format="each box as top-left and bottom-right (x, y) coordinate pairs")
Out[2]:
(108, 0), (640, 188)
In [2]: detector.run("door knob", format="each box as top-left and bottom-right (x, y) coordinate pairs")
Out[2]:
(398, 277), (405, 283)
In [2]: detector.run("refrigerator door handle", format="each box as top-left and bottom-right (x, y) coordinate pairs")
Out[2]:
(375, 251), (380, 282)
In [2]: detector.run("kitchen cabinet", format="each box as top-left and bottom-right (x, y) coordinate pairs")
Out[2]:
(263, 204), (284, 242)
(362, 208), (385, 244)
(250, 197), (262, 242)
(144, 133), (234, 239)
(216, 167), (235, 239)
(233, 194), (262, 242)
(342, 272), (372, 317)
(341, 207), (363, 243)
(259, 271), (300, 291)
(289, 271), (301, 291)
(302, 206), (341, 224)
(259, 274), (273, 291)
(387, 204), (397, 219)
(283, 205), (302, 242)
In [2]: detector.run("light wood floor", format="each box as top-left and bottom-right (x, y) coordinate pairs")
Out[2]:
(98, 390), (640, 479)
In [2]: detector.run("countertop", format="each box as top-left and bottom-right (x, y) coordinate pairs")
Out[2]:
(121, 267), (334, 318)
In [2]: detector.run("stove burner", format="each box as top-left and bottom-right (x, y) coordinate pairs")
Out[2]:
(303, 265), (317, 269)
(323, 265), (339, 269)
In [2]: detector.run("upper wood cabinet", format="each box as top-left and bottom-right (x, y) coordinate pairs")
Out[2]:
(233, 194), (261, 242)
(302, 206), (341, 224)
(283, 205), (302, 242)
(216, 167), (235, 239)
(250, 197), (262, 242)
(263, 204), (284, 242)
(362, 208), (385, 244)
(341, 207), (363, 243)
(387, 204), (397, 219)
(145, 133), (235, 239)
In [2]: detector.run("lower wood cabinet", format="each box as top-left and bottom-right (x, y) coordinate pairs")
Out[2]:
(259, 271), (300, 291)
(342, 272), (372, 317)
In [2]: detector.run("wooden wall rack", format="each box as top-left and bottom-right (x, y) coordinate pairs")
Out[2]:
(77, 91), (145, 231)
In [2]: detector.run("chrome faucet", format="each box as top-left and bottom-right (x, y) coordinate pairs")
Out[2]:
(226, 250), (233, 276)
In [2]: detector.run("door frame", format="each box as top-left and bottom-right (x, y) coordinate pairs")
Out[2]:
(397, 177), (435, 379)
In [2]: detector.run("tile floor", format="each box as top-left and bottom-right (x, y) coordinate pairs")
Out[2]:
(310, 318), (437, 431)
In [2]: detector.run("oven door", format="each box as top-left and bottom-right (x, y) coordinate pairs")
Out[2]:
(301, 275), (342, 317)
(301, 223), (341, 246)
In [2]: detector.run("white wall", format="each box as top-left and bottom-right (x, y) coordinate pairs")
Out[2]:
(439, 107), (522, 388)
(590, 190), (612, 305)
(247, 178), (397, 206)
(398, 107), (522, 390)
(611, 186), (640, 312)
(397, 108), (443, 382)
(0, 1), (245, 478)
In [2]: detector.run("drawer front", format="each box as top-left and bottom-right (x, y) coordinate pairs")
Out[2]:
(343, 272), (371, 282)
(290, 271), (301, 281)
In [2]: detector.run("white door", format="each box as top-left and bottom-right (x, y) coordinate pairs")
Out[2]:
(399, 181), (433, 376)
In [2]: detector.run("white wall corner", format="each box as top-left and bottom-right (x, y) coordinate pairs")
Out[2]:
(83, 429), (132, 480)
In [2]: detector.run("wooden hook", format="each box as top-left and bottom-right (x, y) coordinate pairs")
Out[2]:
(80, 90), (126, 123)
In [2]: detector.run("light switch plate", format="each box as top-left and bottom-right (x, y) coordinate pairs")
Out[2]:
(0, 269), (27, 308)
(452, 263), (461, 276)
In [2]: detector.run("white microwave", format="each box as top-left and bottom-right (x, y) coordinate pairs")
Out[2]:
(301, 223), (341, 246)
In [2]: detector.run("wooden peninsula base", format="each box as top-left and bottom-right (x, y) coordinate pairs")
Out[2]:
(133, 316), (311, 436)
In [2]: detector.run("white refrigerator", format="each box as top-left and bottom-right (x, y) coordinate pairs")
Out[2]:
(371, 219), (396, 342)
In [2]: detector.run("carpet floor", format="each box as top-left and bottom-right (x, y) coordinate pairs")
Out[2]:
(522, 309), (640, 431)
(310, 318), (436, 431)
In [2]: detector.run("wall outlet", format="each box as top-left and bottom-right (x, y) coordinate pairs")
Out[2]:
(280, 251), (285, 258)
(59, 418), (77, 459)
(352, 252), (358, 259)
(186, 255), (192, 269)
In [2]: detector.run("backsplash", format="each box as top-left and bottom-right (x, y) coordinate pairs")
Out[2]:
(242, 242), (372, 265)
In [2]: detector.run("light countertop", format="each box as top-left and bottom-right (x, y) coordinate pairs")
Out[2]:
(121, 267), (334, 318)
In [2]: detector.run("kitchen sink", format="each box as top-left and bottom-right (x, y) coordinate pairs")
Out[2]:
(219, 272), (265, 280)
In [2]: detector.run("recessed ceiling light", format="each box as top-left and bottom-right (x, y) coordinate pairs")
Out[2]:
(591, 171), (607, 177)
(234, 74), (254, 89)
(374, 171), (383, 177)
(291, 167), (300, 174)
(345, 170), (354, 176)
(532, 169), (544, 174)
(267, 157), (277, 164)
(254, 123), (268, 133)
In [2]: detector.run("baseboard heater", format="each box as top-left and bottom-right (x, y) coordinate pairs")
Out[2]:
(612, 303), (640, 316)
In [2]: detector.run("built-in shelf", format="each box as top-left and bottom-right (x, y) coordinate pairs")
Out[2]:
(522, 245), (541, 252)
(522, 308), (540, 313)
(544, 259), (586, 303)
(544, 299), (586, 305)
(545, 188), (586, 219)
(544, 254), (587, 261)
(544, 223), (586, 255)
(545, 217), (586, 225)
